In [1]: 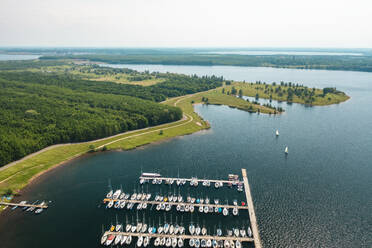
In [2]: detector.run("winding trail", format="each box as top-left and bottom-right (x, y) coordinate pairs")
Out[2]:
(0, 94), (197, 184)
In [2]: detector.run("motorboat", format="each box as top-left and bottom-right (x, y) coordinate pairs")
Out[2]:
(235, 241), (241, 248)
(195, 225), (201, 235)
(206, 239), (212, 247)
(178, 238), (184, 248)
(164, 223), (170, 234)
(114, 234), (122, 245)
(137, 236), (144, 247)
(223, 240), (230, 248)
(116, 224), (122, 232)
(189, 224), (195, 235)
(234, 228), (239, 237)
(126, 224), (132, 232)
(106, 190), (113, 198)
(126, 235), (132, 244)
(106, 234), (115, 246)
(104, 199), (113, 207)
(166, 237), (172, 247)
(136, 222), (143, 232)
(160, 237), (166, 246)
(144, 236), (150, 247)
(201, 227), (207, 235)
(141, 223), (147, 233)
(233, 208), (238, 216)
(248, 227), (252, 237)
(195, 239), (200, 248)
(121, 236), (127, 245)
(154, 237), (161, 246)
(113, 189), (121, 200)
(146, 194), (151, 200)
(171, 237), (177, 248)
(190, 205), (195, 213)
(223, 208), (228, 216)
(203, 206), (208, 213)
(131, 193), (137, 200)
(101, 234), (108, 245)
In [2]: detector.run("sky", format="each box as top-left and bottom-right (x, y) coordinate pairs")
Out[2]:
(0, 0), (371, 48)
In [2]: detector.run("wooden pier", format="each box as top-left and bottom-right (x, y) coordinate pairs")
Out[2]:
(241, 169), (262, 248)
(103, 231), (254, 243)
(0, 201), (48, 209)
(103, 198), (249, 210)
(139, 176), (243, 185)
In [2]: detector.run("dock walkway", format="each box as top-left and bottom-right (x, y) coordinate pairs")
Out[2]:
(0, 201), (48, 209)
(241, 169), (262, 248)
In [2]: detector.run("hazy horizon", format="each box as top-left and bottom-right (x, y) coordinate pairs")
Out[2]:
(1, 0), (372, 48)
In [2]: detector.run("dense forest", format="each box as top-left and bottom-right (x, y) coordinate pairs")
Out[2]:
(0, 70), (223, 102)
(41, 54), (372, 72)
(0, 62), (223, 167)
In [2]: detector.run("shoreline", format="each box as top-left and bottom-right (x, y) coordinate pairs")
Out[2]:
(0, 85), (340, 204)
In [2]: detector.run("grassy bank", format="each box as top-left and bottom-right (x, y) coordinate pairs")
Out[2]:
(0, 87), (270, 207)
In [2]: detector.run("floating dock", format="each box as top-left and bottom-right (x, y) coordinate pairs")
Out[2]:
(0, 201), (48, 209)
(241, 169), (262, 248)
(103, 231), (254, 243)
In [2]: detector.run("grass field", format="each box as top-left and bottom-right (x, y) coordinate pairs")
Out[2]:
(28, 64), (165, 86)
(225, 82), (350, 106)
(0, 87), (272, 207)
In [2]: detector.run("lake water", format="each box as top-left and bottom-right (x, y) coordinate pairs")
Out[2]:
(0, 65), (371, 248)
(0, 54), (41, 61)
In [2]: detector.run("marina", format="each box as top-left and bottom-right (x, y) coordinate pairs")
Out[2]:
(101, 169), (261, 247)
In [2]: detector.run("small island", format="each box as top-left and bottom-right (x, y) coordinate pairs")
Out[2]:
(223, 81), (349, 106)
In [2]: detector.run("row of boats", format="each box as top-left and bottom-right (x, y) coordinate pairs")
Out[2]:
(105, 190), (243, 216)
(10, 200), (46, 214)
(140, 178), (242, 191)
(139, 173), (243, 191)
(102, 221), (252, 247)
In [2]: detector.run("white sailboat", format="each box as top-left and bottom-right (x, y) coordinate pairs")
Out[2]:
(276, 130), (279, 136)
(285, 146), (289, 154)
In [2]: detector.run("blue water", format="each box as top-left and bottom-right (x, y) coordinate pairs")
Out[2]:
(0, 65), (371, 248)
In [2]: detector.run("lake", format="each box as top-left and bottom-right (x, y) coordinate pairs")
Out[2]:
(0, 54), (41, 61)
(0, 65), (371, 248)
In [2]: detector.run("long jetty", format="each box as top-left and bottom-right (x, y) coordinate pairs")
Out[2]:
(0, 201), (48, 209)
(103, 198), (249, 210)
(241, 169), (262, 248)
(103, 231), (254, 243)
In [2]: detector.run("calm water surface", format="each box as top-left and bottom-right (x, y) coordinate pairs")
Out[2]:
(0, 65), (371, 248)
